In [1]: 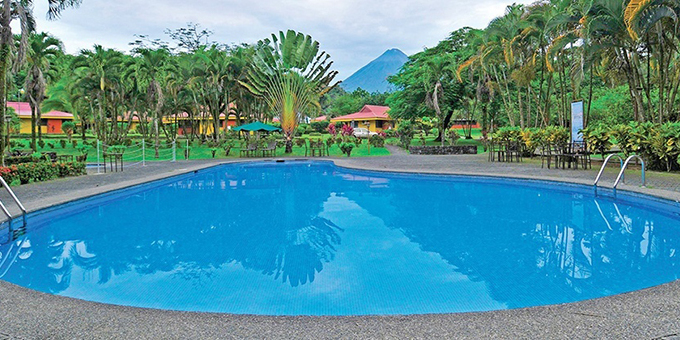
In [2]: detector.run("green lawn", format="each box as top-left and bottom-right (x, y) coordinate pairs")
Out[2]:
(8, 137), (390, 163)
(387, 132), (486, 154)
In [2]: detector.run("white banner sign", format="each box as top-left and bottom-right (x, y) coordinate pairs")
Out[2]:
(571, 101), (584, 143)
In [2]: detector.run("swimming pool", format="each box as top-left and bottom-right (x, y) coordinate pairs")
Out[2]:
(0, 160), (678, 315)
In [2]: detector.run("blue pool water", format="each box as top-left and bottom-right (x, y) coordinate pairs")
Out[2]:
(0, 160), (679, 315)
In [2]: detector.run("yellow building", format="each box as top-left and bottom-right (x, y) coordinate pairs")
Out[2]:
(330, 105), (394, 132)
(8, 101), (74, 134)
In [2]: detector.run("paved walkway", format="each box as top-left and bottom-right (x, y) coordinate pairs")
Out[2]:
(0, 152), (679, 339)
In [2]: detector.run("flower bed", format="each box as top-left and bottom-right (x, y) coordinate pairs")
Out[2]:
(0, 161), (86, 186)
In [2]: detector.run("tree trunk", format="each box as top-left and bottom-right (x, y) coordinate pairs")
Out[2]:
(154, 115), (159, 158)
(37, 104), (42, 142)
(30, 99), (37, 151)
(0, 0), (10, 165)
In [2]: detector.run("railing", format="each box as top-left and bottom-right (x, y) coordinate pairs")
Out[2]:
(0, 176), (27, 239)
(612, 155), (645, 196)
(593, 154), (625, 195)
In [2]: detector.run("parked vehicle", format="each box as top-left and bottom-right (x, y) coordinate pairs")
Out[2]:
(353, 128), (377, 138)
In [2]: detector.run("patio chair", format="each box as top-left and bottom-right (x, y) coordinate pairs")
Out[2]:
(541, 143), (556, 169)
(574, 141), (592, 169)
(310, 140), (325, 157)
(261, 141), (277, 157)
(505, 141), (523, 162)
(240, 141), (258, 157)
(556, 142), (579, 169)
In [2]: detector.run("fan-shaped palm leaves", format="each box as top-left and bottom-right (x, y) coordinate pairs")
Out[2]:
(241, 30), (339, 153)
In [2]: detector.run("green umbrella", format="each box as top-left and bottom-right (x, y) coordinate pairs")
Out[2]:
(232, 121), (282, 132)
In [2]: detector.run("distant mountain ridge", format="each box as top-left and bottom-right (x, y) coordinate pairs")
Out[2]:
(340, 49), (408, 93)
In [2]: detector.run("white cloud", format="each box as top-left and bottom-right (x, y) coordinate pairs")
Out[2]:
(30, 0), (530, 79)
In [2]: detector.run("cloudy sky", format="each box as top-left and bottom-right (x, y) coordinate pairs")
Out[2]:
(30, 0), (527, 79)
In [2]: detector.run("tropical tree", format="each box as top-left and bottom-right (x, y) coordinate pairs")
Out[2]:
(126, 48), (173, 157)
(0, 0), (81, 163)
(25, 32), (62, 150)
(241, 30), (339, 153)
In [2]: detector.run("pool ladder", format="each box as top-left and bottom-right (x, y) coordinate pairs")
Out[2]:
(594, 154), (645, 196)
(0, 176), (27, 241)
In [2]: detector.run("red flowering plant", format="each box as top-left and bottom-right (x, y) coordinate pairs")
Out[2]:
(340, 124), (354, 137)
(327, 123), (337, 136)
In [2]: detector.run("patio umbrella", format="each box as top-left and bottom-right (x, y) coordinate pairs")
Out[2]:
(232, 121), (282, 132)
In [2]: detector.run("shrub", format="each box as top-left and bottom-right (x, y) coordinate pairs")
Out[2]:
(396, 121), (414, 149)
(59, 139), (67, 148)
(0, 162), (86, 185)
(339, 142), (356, 157)
(62, 121), (75, 140)
(340, 124), (354, 137)
(47, 142), (55, 149)
(72, 140), (78, 148)
(369, 134), (385, 147)
(310, 121), (329, 133)
(580, 125), (612, 159)
(294, 138), (307, 147)
(448, 129), (460, 146)
(222, 139), (237, 156)
(38, 140), (45, 149)
(327, 123), (337, 136)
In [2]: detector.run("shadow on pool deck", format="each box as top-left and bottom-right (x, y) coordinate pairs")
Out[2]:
(0, 154), (679, 339)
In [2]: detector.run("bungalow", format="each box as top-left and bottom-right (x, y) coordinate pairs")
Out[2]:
(7, 101), (74, 134)
(331, 105), (394, 132)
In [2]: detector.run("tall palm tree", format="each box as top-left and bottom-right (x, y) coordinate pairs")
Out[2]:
(72, 45), (123, 142)
(126, 48), (173, 157)
(25, 32), (62, 150)
(0, 0), (81, 163)
(241, 30), (339, 153)
(420, 55), (454, 146)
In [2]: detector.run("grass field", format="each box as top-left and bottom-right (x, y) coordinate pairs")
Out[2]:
(8, 137), (390, 163)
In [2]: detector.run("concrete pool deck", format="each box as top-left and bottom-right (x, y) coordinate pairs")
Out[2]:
(0, 150), (679, 339)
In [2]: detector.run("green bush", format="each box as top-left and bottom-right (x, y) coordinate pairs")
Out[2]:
(339, 142), (356, 156)
(369, 134), (385, 147)
(581, 125), (612, 159)
(310, 121), (329, 133)
(59, 139), (67, 148)
(396, 121), (414, 149)
(0, 161), (86, 185)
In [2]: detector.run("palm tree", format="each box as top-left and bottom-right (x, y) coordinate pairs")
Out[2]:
(72, 45), (123, 142)
(126, 48), (173, 157)
(25, 32), (62, 150)
(0, 0), (81, 163)
(420, 55), (454, 146)
(241, 30), (339, 153)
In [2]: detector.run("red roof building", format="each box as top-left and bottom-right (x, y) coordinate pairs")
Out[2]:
(331, 105), (394, 132)
(7, 101), (74, 134)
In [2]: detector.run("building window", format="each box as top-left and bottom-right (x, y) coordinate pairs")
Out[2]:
(376, 120), (384, 129)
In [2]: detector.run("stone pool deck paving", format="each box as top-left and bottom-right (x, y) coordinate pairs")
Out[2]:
(0, 151), (679, 338)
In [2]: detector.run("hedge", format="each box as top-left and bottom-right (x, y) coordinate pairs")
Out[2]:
(0, 161), (86, 186)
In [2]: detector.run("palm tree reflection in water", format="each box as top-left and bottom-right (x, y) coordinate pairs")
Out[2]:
(0, 164), (343, 292)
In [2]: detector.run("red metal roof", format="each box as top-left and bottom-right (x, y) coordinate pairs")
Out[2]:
(7, 101), (74, 119)
(314, 115), (327, 121)
(331, 105), (391, 121)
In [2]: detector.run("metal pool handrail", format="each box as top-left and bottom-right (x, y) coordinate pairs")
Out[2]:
(594, 154), (624, 195)
(612, 155), (645, 196)
(0, 176), (27, 238)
